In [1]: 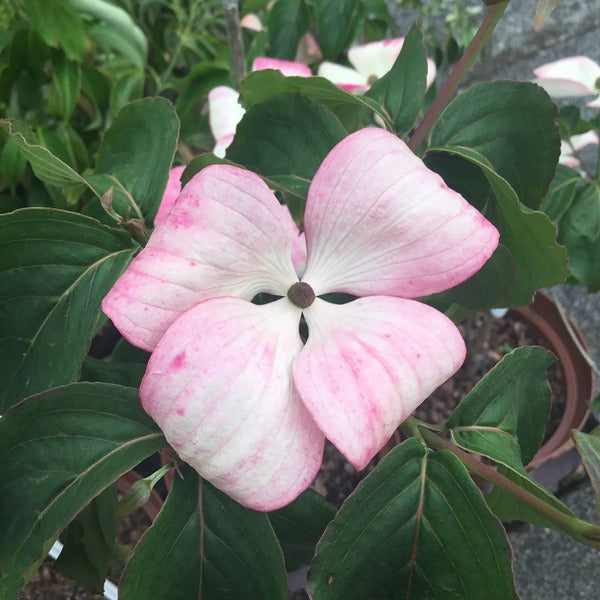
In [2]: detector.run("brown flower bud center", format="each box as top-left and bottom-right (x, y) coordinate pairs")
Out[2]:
(287, 281), (315, 309)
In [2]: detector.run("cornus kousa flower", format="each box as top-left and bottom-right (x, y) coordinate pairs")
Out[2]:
(102, 128), (499, 511)
(318, 37), (436, 93)
(533, 56), (600, 108)
(208, 58), (311, 157)
(559, 130), (599, 168)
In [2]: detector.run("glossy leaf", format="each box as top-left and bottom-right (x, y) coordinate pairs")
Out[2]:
(365, 25), (427, 135)
(308, 439), (517, 599)
(239, 70), (380, 130)
(80, 356), (146, 388)
(94, 98), (180, 225)
(573, 429), (600, 518)
(426, 146), (569, 305)
(540, 163), (582, 223)
(269, 489), (336, 571)
(227, 94), (346, 200)
(48, 50), (82, 122)
(0, 208), (136, 411)
(314, 0), (364, 59)
(120, 466), (288, 600)
(268, 0), (310, 60)
(430, 81), (560, 209)
(447, 347), (574, 529)
(558, 184), (600, 291)
(0, 383), (164, 595)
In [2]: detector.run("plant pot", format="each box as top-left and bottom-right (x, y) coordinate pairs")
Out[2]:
(513, 290), (593, 469)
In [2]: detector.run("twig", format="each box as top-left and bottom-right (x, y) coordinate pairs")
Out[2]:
(222, 0), (246, 87)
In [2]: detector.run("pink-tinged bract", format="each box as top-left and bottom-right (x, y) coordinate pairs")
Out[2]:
(154, 165), (185, 226)
(302, 128), (499, 297)
(252, 57), (312, 77)
(207, 86), (245, 157)
(533, 56), (600, 107)
(559, 130), (600, 168)
(101, 166), (299, 351)
(105, 128), (499, 511)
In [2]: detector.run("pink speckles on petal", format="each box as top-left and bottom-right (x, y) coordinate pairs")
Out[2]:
(302, 128), (499, 298)
(293, 296), (465, 469)
(141, 297), (324, 511)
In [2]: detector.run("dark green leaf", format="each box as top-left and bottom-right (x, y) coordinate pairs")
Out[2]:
(24, 0), (88, 60)
(227, 94), (346, 201)
(448, 347), (554, 464)
(430, 81), (560, 209)
(54, 485), (119, 593)
(447, 347), (574, 529)
(308, 439), (517, 599)
(314, 0), (364, 59)
(120, 466), (287, 600)
(238, 70), (380, 130)
(365, 25), (427, 135)
(540, 163), (582, 223)
(269, 489), (335, 571)
(0, 383), (164, 594)
(0, 209), (136, 411)
(81, 356), (146, 388)
(558, 183), (600, 291)
(426, 146), (569, 305)
(268, 0), (309, 60)
(573, 429), (600, 518)
(94, 98), (180, 225)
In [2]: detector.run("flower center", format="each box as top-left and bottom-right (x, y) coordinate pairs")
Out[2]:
(287, 281), (315, 309)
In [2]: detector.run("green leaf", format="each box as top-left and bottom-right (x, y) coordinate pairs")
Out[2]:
(120, 466), (288, 600)
(426, 146), (569, 305)
(94, 98), (180, 225)
(573, 429), (600, 518)
(430, 81), (560, 209)
(0, 208), (136, 411)
(0, 120), (89, 189)
(448, 347), (554, 464)
(238, 70), (380, 130)
(24, 0), (88, 60)
(268, 0), (309, 60)
(447, 347), (574, 529)
(314, 0), (364, 59)
(307, 439), (517, 599)
(0, 383), (164, 594)
(227, 94), (347, 201)
(48, 50), (82, 122)
(54, 485), (119, 593)
(540, 163), (582, 224)
(269, 489), (336, 571)
(558, 183), (600, 291)
(365, 24), (427, 135)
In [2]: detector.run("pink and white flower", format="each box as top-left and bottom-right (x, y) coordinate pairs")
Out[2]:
(318, 37), (437, 93)
(154, 165), (186, 225)
(103, 128), (499, 511)
(559, 130), (600, 168)
(208, 58), (312, 157)
(533, 56), (600, 108)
